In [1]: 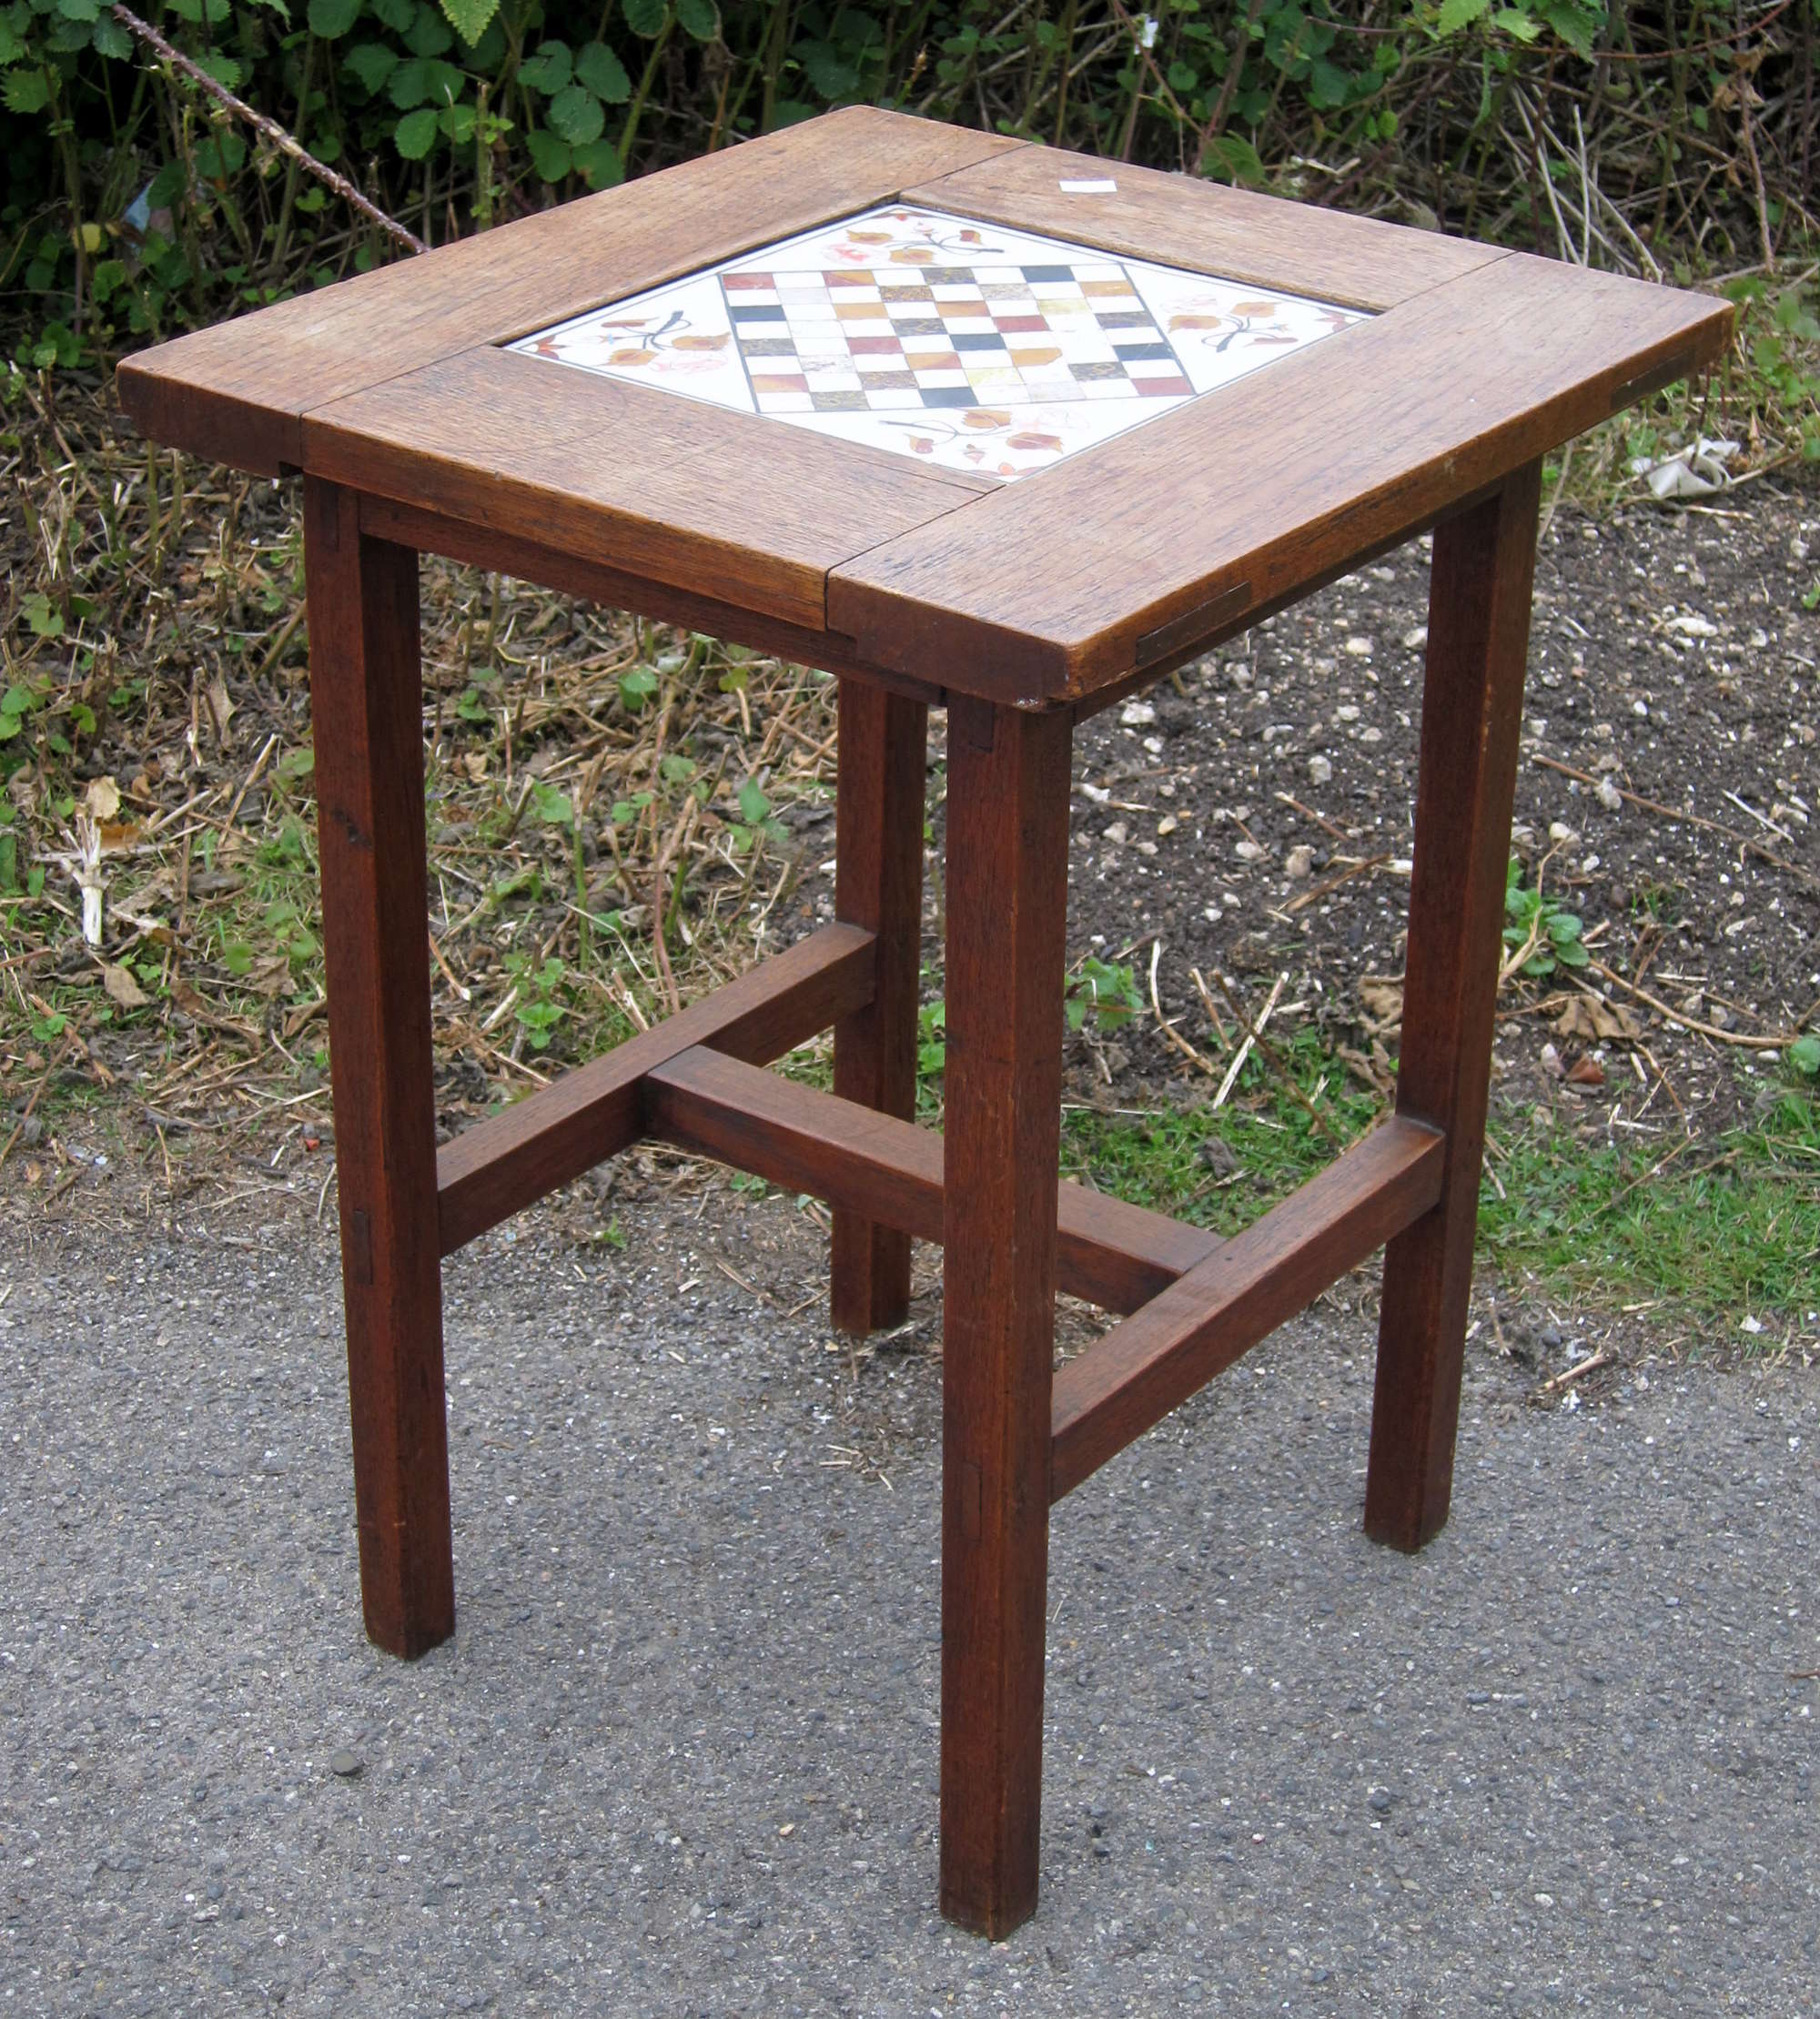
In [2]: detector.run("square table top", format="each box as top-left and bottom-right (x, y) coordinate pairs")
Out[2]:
(119, 106), (1733, 708)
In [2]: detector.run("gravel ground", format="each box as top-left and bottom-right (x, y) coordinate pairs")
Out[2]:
(2, 1194), (1815, 2017)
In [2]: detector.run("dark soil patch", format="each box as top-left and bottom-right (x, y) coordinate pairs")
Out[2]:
(1009, 477), (1819, 1136)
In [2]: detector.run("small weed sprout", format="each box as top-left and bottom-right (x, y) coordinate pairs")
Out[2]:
(1065, 956), (1143, 1031)
(503, 953), (568, 1052)
(909, 958), (1144, 1119)
(1503, 858), (1589, 977)
(727, 777), (784, 855)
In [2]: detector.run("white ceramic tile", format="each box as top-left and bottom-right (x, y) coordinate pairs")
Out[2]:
(511, 202), (1364, 481)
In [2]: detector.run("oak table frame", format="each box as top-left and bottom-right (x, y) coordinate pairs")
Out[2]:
(120, 106), (1732, 1940)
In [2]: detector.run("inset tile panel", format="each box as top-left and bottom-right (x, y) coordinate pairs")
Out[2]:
(511, 203), (1364, 480)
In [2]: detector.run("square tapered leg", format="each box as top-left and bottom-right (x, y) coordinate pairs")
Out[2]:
(1365, 463), (1542, 1552)
(938, 696), (1072, 1936)
(831, 679), (927, 1334)
(305, 475), (454, 1658)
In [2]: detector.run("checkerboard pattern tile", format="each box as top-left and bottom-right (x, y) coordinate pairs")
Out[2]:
(723, 259), (1195, 418)
(511, 204), (1363, 480)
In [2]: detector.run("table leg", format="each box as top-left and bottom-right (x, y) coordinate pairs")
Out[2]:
(831, 680), (927, 1334)
(1365, 462), (1542, 1552)
(304, 477), (454, 1658)
(939, 696), (1071, 1937)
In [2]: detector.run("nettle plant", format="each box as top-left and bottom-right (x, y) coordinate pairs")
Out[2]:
(307, 0), (721, 192)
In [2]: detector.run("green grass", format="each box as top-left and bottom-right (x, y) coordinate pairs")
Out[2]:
(1060, 1035), (1820, 1343)
(1477, 1095), (1820, 1330)
(1061, 1027), (1383, 1238)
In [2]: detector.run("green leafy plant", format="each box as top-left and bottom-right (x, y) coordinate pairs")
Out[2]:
(1721, 276), (1820, 465)
(1066, 954), (1142, 1030)
(454, 681), (495, 724)
(258, 812), (312, 868)
(616, 664), (659, 712)
(916, 993), (945, 1082)
(912, 992), (946, 1118)
(502, 948), (566, 1049)
(725, 775), (784, 854)
(526, 779), (574, 830)
(0, 680), (44, 742)
(1503, 858), (1589, 977)
(908, 955), (1144, 1119)
(263, 893), (320, 967)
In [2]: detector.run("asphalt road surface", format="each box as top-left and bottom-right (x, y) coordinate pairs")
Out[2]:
(3, 1197), (1815, 2016)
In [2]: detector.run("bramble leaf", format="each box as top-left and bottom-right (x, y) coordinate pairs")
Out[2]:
(393, 106), (439, 157)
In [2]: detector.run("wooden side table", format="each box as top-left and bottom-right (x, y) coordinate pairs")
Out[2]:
(120, 106), (1730, 1937)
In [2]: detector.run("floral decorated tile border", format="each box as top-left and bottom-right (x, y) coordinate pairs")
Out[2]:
(511, 203), (1366, 481)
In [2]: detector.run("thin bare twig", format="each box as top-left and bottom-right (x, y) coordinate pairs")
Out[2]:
(1585, 958), (1804, 1052)
(1530, 753), (1817, 889)
(110, 5), (428, 257)
(1540, 1348), (1613, 1391)
(1212, 971), (1282, 1111)
(1211, 970), (1349, 1151)
(1147, 939), (1218, 1077)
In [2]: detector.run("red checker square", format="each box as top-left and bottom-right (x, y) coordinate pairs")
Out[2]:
(847, 336), (904, 356)
(994, 315), (1049, 334)
(750, 372), (810, 394)
(722, 273), (774, 290)
(1133, 373), (1193, 397)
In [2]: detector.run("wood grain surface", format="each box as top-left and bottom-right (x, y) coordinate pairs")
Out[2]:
(906, 142), (1501, 312)
(1049, 1116), (1445, 1503)
(641, 1044), (1224, 1315)
(436, 922), (876, 1255)
(124, 100), (1733, 700)
(356, 494), (945, 705)
(829, 681), (927, 1332)
(827, 254), (1733, 700)
(306, 345), (986, 631)
(116, 107), (1020, 474)
(1365, 466), (1542, 1552)
(303, 476), (454, 1660)
(938, 698), (1073, 1939)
